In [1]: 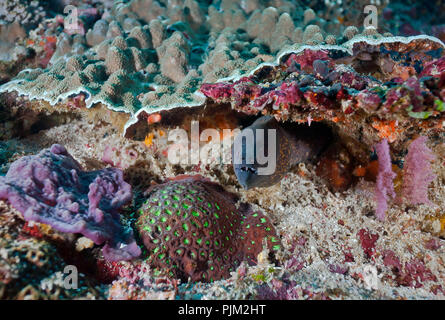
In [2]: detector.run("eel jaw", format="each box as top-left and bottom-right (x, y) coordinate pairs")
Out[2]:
(233, 164), (259, 190)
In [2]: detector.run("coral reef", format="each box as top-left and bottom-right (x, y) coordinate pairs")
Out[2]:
(382, 0), (445, 42)
(0, 144), (140, 261)
(107, 260), (178, 300)
(0, 237), (107, 299)
(0, 99), (442, 300)
(136, 175), (279, 282)
(0, 1), (47, 62)
(3, 1), (443, 140)
(0, 0), (443, 302)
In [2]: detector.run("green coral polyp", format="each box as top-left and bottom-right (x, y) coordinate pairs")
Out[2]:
(182, 203), (191, 209)
(435, 99), (444, 112)
(192, 210), (200, 217)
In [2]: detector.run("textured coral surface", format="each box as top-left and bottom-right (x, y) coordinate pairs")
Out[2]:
(0, 144), (140, 261)
(136, 175), (279, 282)
(0, 0), (443, 301)
(1, 0), (443, 139)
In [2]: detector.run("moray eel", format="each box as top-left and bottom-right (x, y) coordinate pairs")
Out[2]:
(232, 116), (331, 189)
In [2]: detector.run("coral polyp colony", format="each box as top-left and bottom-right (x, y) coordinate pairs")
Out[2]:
(0, 0), (444, 301)
(136, 175), (279, 282)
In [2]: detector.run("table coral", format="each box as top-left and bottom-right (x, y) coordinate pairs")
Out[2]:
(0, 0), (444, 302)
(0, 144), (140, 261)
(136, 175), (280, 282)
(5, 1), (440, 138)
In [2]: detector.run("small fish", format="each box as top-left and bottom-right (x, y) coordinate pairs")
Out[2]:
(232, 116), (331, 189)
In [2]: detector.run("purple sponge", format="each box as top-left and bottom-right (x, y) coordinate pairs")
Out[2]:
(0, 144), (140, 261)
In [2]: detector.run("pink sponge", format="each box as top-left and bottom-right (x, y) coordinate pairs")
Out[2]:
(402, 136), (436, 205)
(374, 139), (396, 221)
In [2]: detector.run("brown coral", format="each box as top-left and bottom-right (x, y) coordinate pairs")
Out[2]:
(136, 175), (280, 282)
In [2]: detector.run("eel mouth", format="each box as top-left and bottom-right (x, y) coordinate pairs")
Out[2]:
(239, 166), (258, 174)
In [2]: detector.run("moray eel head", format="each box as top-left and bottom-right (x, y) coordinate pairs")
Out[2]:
(232, 116), (331, 190)
(233, 163), (259, 190)
(232, 142), (281, 190)
(232, 116), (289, 190)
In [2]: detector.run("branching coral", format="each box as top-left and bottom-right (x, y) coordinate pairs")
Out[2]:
(0, 144), (140, 261)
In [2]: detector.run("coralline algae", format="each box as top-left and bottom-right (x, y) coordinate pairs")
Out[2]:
(0, 144), (140, 261)
(201, 37), (445, 119)
(201, 36), (445, 158)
